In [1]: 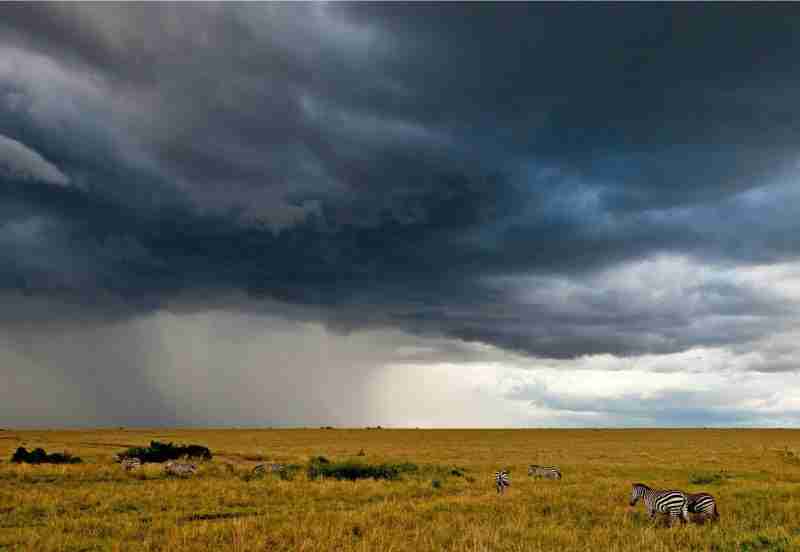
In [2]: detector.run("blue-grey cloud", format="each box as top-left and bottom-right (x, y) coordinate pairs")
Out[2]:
(2, 4), (800, 426)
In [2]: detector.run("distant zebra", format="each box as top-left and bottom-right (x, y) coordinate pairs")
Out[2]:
(121, 457), (142, 471)
(687, 492), (720, 521)
(252, 463), (285, 475)
(164, 461), (197, 477)
(528, 465), (562, 480)
(495, 470), (510, 494)
(629, 483), (689, 524)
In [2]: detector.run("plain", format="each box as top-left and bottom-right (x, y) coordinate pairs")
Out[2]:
(1, 428), (799, 551)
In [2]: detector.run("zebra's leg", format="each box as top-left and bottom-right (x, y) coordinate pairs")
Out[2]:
(681, 503), (689, 524)
(668, 512), (679, 527)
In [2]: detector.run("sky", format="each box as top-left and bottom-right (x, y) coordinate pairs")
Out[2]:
(2, 3), (800, 427)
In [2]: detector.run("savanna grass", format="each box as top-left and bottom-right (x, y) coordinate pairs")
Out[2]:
(1, 428), (800, 551)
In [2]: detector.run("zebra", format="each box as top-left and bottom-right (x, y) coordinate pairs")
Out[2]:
(252, 463), (285, 475)
(629, 483), (689, 525)
(121, 457), (142, 471)
(687, 492), (720, 522)
(164, 460), (197, 477)
(495, 470), (510, 494)
(528, 465), (562, 480)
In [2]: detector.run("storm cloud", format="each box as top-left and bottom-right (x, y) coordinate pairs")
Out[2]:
(2, 3), (800, 426)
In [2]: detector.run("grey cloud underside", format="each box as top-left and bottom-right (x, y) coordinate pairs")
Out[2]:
(3, 3), (800, 359)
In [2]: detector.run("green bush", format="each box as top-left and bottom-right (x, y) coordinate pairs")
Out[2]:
(11, 447), (82, 464)
(307, 458), (418, 481)
(116, 441), (211, 464)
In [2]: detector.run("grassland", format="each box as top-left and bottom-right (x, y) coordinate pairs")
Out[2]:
(1, 428), (800, 551)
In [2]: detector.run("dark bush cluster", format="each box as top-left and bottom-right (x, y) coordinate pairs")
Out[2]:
(116, 441), (212, 463)
(307, 458), (418, 481)
(11, 447), (82, 464)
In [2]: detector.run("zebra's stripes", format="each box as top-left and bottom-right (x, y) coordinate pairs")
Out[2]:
(495, 470), (510, 494)
(629, 483), (689, 524)
(528, 465), (562, 480)
(687, 492), (720, 521)
(121, 457), (142, 471)
(164, 461), (197, 477)
(252, 463), (285, 475)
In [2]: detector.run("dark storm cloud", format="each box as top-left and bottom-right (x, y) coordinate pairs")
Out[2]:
(2, 2), (800, 362)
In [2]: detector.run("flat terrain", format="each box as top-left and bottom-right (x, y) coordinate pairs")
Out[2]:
(1, 428), (800, 551)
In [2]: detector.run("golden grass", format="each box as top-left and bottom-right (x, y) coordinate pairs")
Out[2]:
(1, 428), (800, 551)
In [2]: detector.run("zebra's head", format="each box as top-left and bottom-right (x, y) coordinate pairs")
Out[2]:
(629, 483), (649, 506)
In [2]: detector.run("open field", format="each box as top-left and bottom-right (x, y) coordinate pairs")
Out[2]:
(1, 428), (800, 551)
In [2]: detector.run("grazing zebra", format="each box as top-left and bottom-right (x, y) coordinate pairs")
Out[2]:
(687, 492), (720, 521)
(528, 465), (562, 480)
(495, 470), (510, 494)
(164, 460), (197, 477)
(252, 463), (285, 475)
(121, 457), (142, 471)
(629, 483), (689, 524)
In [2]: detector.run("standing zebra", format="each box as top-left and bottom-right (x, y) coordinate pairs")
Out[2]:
(528, 465), (562, 480)
(252, 463), (285, 475)
(495, 470), (510, 494)
(629, 483), (689, 525)
(687, 492), (720, 521)
(164, 460), (197, 477)
(121, 457), (142, 471)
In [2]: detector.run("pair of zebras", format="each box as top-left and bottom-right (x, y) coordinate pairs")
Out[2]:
(630, 483), (719, 524)
(495, 465), (562, 494)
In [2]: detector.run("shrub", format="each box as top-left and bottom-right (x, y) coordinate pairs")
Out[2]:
(10, 447), (82, 464)
(116, 441), (212, 464)
(307, 458), (418, 481)
(688, 471), (728, 485)
(431, 479), (442, 489)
